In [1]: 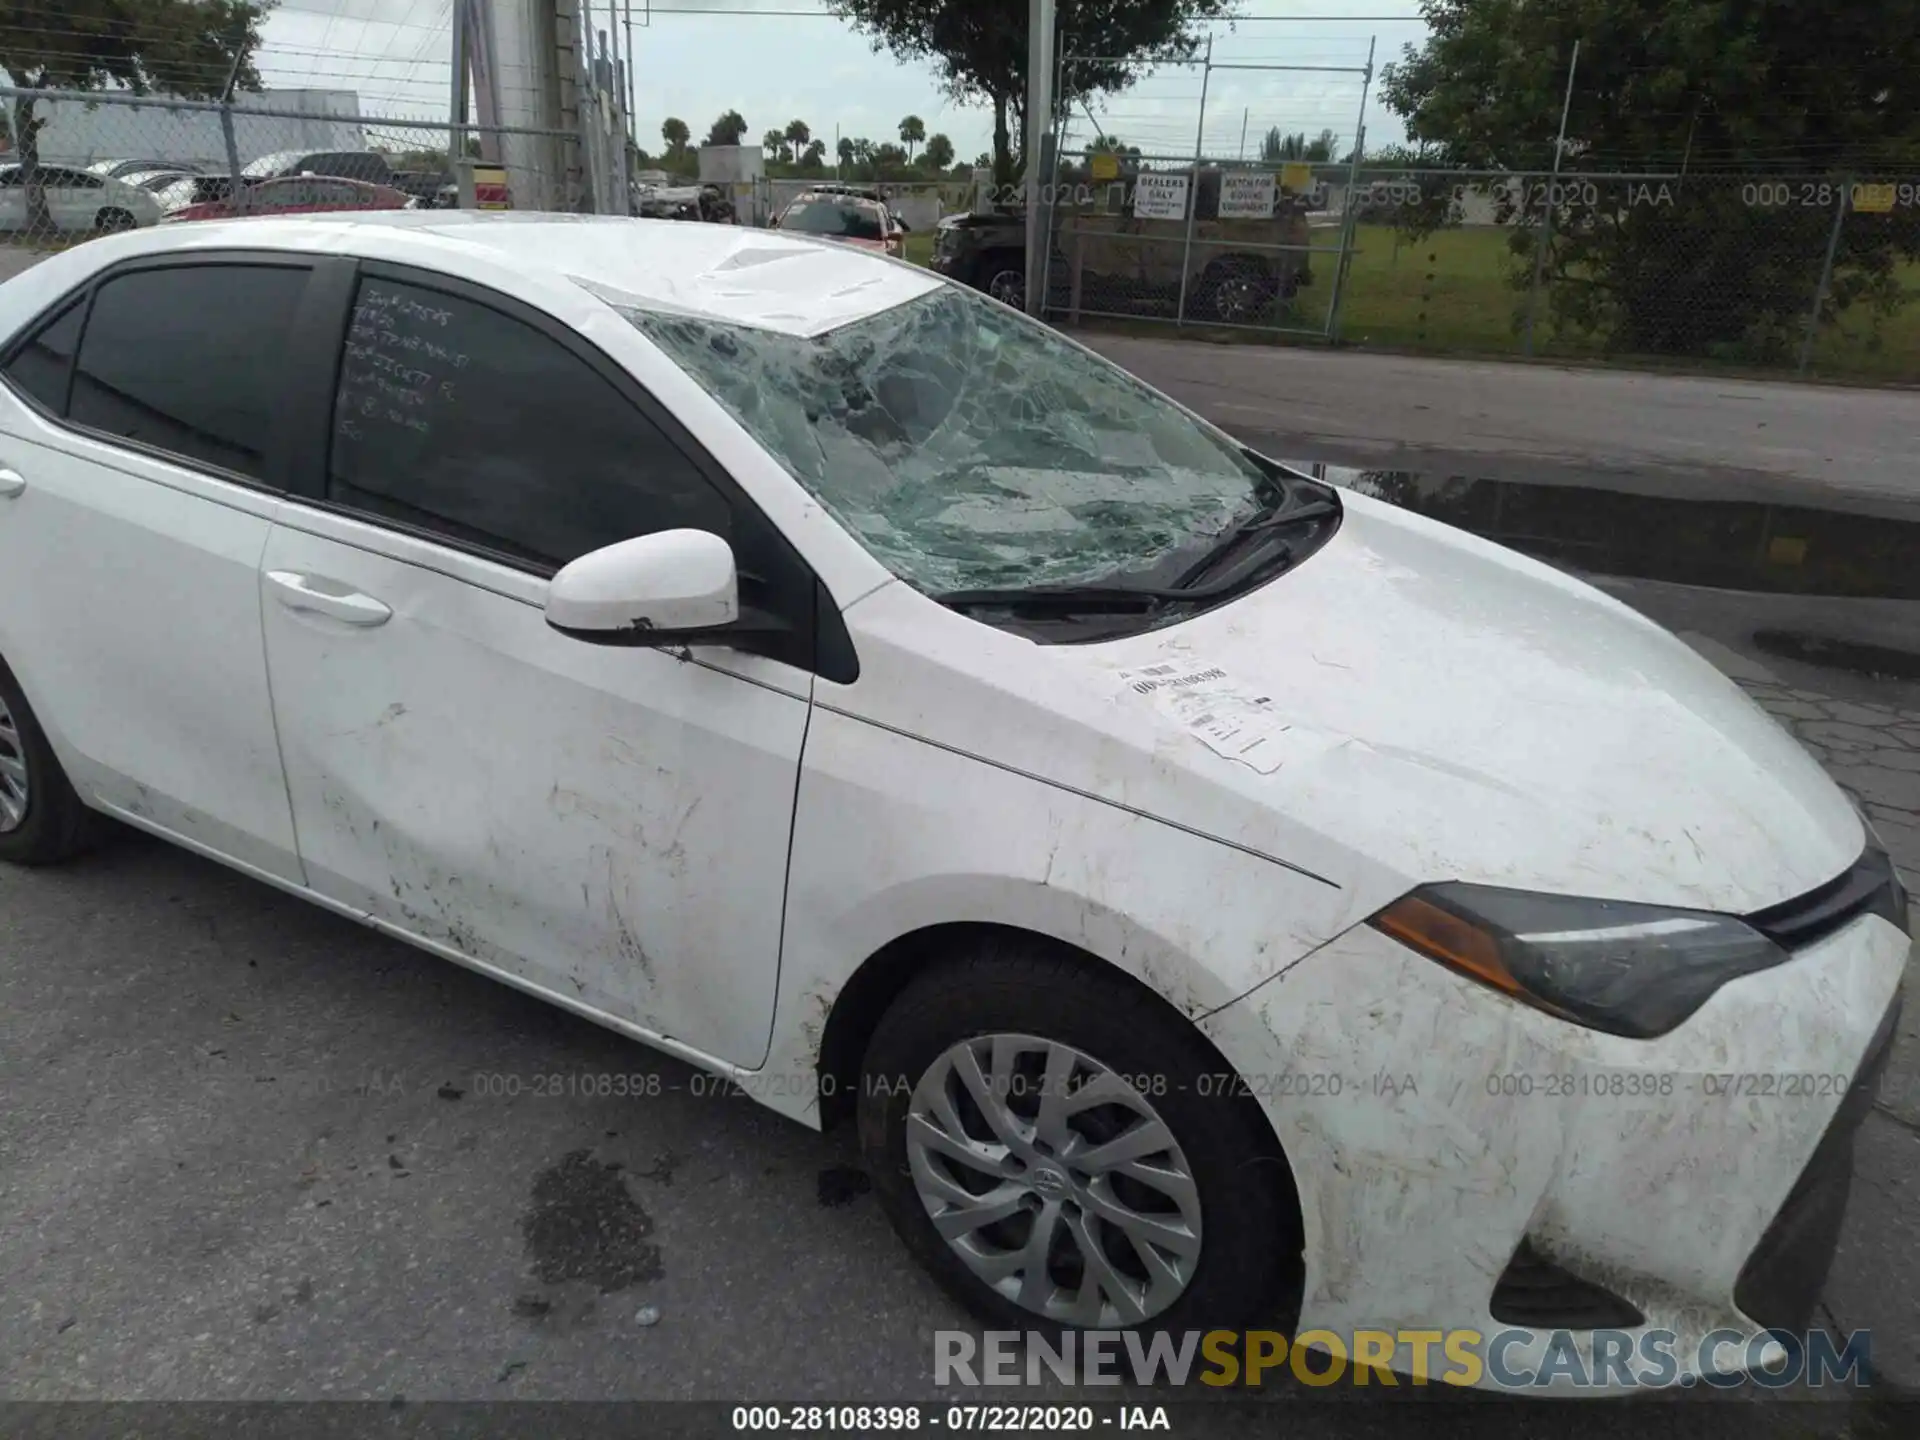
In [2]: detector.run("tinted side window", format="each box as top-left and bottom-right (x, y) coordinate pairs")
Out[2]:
(3, 298), (85, 414)
(69, 264), (309, 481)
(328, 277), (729, 569)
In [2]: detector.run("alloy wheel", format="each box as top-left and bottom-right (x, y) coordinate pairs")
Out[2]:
(986, 268), (1025, 310)
(904, 1033), (1203, 1326)
(0, 692), (29, 832)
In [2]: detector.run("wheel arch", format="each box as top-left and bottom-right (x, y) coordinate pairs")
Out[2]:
(814, 919), (1286, 1169)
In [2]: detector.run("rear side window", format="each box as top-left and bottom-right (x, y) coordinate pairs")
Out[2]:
(68, 264), (308, 482)
(3, 298), (84, 413)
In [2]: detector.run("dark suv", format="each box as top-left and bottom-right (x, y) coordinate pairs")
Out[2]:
(932, 169), (1315, 322)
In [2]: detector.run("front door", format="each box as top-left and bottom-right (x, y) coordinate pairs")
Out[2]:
(259, 267), (814, 1067)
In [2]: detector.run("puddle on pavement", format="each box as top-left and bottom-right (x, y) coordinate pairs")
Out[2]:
(1291, 462), (1920, 680)
(1294, 464), (1920, 602)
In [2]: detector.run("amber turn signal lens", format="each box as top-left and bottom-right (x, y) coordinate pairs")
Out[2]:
(1372, 893), (1524, 997)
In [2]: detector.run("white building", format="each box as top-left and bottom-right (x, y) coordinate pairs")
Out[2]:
(19, 89), (369, 172)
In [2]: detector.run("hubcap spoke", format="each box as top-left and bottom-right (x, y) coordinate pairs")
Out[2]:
(0, 701), (27, 832)
(903, 1031), (1205, 1327)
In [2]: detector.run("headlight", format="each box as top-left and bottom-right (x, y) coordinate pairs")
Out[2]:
(1851, 800), (1910, 935)
(1370, 883), (1790, 1038)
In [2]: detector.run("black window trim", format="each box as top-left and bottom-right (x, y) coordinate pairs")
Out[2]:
(285, 256), (859, 684)
(0, 249), (333, 497)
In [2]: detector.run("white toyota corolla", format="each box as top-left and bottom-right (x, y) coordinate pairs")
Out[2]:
(0, 215), (1907, 1391)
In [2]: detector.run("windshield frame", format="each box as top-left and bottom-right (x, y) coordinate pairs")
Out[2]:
(613, 282), (1340, 642)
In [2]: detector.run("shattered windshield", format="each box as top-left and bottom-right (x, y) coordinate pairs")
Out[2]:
(618, 285), (1274, 595)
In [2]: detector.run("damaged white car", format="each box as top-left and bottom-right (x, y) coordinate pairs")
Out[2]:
(0, 214), (1907, 1392)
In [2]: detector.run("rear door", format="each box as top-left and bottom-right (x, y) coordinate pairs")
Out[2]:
(0, 254), (323, 882)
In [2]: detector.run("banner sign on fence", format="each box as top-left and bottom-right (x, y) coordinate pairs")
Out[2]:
(1280, 162), (1315, 194)
(472, 164), (510, 209)
(1133, 172), (1190, 220)
(1219, 171), (1277, 219)
(1853, 183), (1895, 213)
(1089, 151), (1119, 182)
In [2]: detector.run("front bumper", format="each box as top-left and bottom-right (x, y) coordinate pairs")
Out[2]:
(1199, 905), (1910, 1393)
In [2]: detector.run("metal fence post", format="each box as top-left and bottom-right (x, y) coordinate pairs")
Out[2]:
(1325, 36), (1376, 343)
(1175, 35), (1214, 326)
(1799, 179), (1851, 376)
(1524, 40), (1580, 357)
(219, 102), (243, 209)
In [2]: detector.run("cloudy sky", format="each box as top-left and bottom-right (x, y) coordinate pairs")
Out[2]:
(258, 1), (1428, 161)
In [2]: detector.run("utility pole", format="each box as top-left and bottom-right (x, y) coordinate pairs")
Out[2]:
(1524, 40), (1579, 357)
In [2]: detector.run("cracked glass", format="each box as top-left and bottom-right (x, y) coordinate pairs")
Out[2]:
(613, 286), (1272, 596)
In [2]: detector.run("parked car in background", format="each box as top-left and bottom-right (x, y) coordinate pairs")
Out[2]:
(86, 158), (200, 181)
(241, 149), (395, 187)
(125, 168), (196, 192)
(166, 176), (410, 224)
(390, 170), (452, 206)
(932, 171), (1313, 321)
(772, 190), (907, 256)
(0, 166), (161, 233)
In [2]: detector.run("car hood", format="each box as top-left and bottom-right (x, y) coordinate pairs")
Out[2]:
(840, 488), (1863, 923)
(1076, 488), (1863, 914)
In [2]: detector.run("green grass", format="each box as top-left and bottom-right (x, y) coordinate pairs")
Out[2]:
(903, 230), (936, 267)
(1336, 223), (1920, 381)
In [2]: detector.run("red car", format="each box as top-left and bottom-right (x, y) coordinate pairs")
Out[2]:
(167, 175), (411, 223)
(771, 190), (907, 256)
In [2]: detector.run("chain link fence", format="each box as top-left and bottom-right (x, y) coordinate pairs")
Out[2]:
(0, 86), (590, 266)
(1254, 168), (1920, 379)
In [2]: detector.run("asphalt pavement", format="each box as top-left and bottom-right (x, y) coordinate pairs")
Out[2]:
(1, 280), (1918, 1432)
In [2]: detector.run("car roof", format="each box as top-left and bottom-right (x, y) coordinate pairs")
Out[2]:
(3, 212), (944, 338)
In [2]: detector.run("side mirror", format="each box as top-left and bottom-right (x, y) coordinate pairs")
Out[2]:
(545, 530), (740, 644)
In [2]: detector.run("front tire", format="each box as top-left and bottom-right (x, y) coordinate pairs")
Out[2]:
(0, 661), (101, 866)
(858, 939), (1300, 1335)
(94, 208), (137, 233)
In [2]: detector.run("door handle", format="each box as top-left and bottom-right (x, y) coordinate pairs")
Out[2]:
(0, 467), (25, 499)
(266, 570), (392, 627)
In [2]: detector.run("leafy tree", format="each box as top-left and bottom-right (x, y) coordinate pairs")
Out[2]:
(661, 116), (691, 150)
(898, 113), (925, 158)
(1381, 0), (1920, 360)
(802, 137), (827, 169)
(923, 132), (955, 170)
(973, 151), (993, 170)
(762, 127), (788, 159)
(830, 1), (1233, 185)
(1, 0), (269, 232)
(704, 109), (748, 146)
(836, 135), (857, 167)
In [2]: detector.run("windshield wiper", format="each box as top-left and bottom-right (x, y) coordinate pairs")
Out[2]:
(1172, 496), (1341, 591)
(934, 582), (1194, 614)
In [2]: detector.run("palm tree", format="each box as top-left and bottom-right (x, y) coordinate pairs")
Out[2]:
(898, 114), (925, 160)
(662, 117), (691, 152)
(783, 119), (812, 166)
(762, 129), (788, 161)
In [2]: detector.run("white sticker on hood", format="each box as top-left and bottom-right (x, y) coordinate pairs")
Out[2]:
(1115, 662), (1293, 774)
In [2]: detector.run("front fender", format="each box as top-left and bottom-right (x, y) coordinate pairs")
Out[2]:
(755, 703), (1356, 1127)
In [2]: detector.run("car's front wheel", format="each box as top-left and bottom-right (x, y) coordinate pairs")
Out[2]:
(94, 208), (138, 233)
(0, 661), (101, 866)
(859, 940), (1300, 1334)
